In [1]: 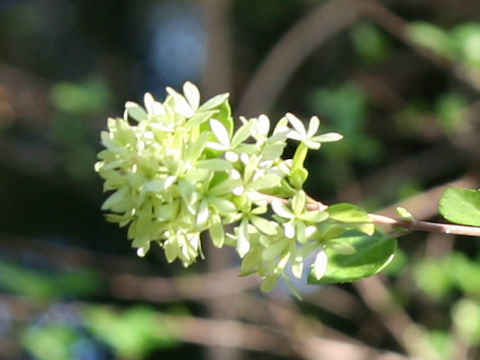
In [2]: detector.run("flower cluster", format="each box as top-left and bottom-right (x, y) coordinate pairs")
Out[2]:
(95, 82), (348, 294)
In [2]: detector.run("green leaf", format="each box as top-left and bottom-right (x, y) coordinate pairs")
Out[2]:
(309, 231), (397, 284)
(298, 210), (329, 223)
(328, 203), (369, 223)
(439, 188), (480, 226)
(329, 242), (356, 255)
(327, 203), (374, 235)
(318, 223), (347, 240)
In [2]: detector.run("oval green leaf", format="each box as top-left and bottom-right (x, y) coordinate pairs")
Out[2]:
(439, 188), (480, 226)
(308, 231), (397, 284)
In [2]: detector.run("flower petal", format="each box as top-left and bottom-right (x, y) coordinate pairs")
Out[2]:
(312, 250), (328, 280)
(286, 112), (306, 137)
(210, 119), (231, 148)
(183, 81), (200, 110)
(271, 199), (294, 219)
(307, 116), (320, 138)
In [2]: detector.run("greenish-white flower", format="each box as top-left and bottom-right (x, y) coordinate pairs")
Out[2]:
(96, 81), (345, 295)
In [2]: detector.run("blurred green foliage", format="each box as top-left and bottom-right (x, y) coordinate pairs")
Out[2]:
(50, 76), (112, 181)
(85, 306), (178, 358)
(350, 22), (391, 63)
(50, 77), (112, 116)
(1, 0), (480, 359)
(22, 325), (78, 360)
(309, 83), (383, 164)
(434, 93), (468, 135)
(395, 92), (468, 136)
(414, 252), (480, 301)
(21, 306), (179, 360)
(453, 299), (480, 345)
(0, 260), (100, 300)
(408, 21), (480, 69)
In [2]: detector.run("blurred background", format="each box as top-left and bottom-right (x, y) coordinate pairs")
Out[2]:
(1, 0), (480, 359)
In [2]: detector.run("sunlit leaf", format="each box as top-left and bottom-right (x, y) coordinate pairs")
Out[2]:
(439, 188), (480, 226)
(328, 203), (374, 234)
(309, 231), (396, 284)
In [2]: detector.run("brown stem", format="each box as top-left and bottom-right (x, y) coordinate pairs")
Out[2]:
(259, 192), (480, 237)
(368, 214), (480, 237)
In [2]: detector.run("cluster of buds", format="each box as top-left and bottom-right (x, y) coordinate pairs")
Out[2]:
(95, 82), (377, 295)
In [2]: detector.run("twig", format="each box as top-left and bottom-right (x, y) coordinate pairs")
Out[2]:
(355, 275), (440, 360)
(237, 0), (365, 116)
(362, 0), (480, 93)
(368, 213), (480, 237)
(167, 310), (413, 360)
(109, 267), (259, 303)
(0, 234), (260, 302)
(259, 191), (480, 237)
(0, 293), (414, 360)
(199, 2), (241, 359)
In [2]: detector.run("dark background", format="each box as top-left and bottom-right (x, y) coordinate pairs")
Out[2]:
(1, 0), (480, 359)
